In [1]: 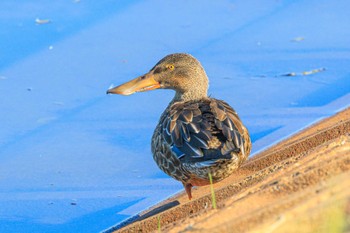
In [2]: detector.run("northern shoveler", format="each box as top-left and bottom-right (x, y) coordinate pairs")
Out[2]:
(107, 53), (251, 199)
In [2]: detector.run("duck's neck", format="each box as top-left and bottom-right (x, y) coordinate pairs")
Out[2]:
(171, 88), (208, 103)
(170, 70), (209, 103)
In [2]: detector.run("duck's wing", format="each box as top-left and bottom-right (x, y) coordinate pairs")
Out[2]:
(160, 99), (251, 164)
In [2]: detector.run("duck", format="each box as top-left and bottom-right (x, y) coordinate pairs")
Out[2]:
(107, 53), (251, 199)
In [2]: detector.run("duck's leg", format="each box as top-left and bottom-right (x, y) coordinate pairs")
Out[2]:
(183, 182), (193, 200)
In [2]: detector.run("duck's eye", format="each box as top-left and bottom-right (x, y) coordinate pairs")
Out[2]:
(166, 64), (175, 71)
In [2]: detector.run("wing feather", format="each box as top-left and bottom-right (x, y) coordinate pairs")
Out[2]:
(159, 98), (249, 163)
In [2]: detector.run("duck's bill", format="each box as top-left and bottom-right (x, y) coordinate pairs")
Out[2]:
(106, 75), (161, 95)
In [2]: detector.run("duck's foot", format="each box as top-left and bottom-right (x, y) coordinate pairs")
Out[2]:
(183, 182), (193, 200)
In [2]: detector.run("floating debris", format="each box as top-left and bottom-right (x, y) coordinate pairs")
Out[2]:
(291, 36), (305, 42)
(35, 18), (51, 25)
(70, 198), (78, 205)
(302, 68), (326, 75)
(27, 87), (33, 91)
(49, 45), (54, 50)
(283, 72), (297, 77)
(281, 68), (326, 77)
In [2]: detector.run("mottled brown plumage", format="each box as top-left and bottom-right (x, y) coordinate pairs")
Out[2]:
(107, 53), (251, 199)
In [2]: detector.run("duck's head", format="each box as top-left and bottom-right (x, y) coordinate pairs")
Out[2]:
(107, 53), (209, 101)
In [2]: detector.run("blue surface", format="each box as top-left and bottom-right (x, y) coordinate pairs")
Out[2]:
(1, 1), (349, 232)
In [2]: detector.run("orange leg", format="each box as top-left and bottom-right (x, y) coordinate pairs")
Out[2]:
(183, 182), (193, 200)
